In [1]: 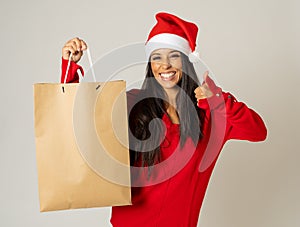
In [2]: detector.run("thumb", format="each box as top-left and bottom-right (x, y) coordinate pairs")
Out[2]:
(201, 71), (209, 85)
(203, 71), (221, 94)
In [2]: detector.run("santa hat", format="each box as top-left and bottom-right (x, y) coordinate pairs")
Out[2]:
(145, 12), (200, 63)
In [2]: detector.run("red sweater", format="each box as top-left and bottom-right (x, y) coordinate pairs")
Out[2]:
(61, 59), (267, 227)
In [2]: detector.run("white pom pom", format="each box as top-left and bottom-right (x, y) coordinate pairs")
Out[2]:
(188, 51), (200, 63)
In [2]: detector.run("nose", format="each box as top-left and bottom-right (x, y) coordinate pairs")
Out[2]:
(160, 57), (171, 69)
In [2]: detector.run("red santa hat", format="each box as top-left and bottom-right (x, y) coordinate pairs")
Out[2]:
(145, 12), (200, 63)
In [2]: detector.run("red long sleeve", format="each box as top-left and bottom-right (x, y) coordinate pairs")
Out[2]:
(60, 58), (84, 83)
(198, 91), (267, 142)
(196, 88), (267, 173)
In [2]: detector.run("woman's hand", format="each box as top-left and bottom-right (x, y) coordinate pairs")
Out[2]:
(194, 71), (219, 101)
(62, 37), (87, 63)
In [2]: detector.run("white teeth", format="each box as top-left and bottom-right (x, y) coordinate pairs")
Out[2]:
(160, 72), (175, 78)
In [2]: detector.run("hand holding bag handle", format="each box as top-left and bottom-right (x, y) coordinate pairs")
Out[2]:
(63, 47), (96, 85)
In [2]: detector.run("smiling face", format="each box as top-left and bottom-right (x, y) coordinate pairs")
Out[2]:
(150, 48), (183, 90)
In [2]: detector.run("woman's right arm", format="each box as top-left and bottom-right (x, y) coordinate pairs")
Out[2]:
(61, 37), (87, 83)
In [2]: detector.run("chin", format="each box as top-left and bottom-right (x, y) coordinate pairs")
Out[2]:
(158, 81), (179, 90)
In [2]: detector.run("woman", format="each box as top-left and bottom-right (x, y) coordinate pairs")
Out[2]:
(61, 12), (267, 227)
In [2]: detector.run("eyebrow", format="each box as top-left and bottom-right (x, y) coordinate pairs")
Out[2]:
(151, 50), (181, 56)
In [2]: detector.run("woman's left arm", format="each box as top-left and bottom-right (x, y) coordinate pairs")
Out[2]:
(195, 72), (267, 142)
(217, 92), (267, 142)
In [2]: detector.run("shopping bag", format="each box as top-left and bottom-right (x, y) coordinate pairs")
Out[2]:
(33, 78), (132, 212)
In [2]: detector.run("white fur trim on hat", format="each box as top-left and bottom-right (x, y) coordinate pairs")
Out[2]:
(145, 33), (191, 60)
(188, 51), (201, 63)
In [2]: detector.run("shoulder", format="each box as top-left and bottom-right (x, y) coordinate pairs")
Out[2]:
(126, 89), (142, 110)
(126, 88), (141, 97)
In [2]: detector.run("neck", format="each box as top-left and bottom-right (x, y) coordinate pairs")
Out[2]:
(164, 88), (178, 108)
(164, 88), (180, 124)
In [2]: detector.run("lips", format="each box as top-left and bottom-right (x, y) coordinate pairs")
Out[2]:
(159, 71), (176, 81)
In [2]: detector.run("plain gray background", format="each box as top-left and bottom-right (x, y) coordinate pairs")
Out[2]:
(1, 0), (299, 226)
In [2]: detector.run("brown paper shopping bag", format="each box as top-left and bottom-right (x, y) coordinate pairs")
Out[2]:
(33, 80), (132, 212)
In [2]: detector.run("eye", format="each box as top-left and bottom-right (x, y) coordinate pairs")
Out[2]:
(169, 53), (180, 58)
(151, 55), (161, 61)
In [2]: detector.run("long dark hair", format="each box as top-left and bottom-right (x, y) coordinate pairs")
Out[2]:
(129, 53), (205, 168)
